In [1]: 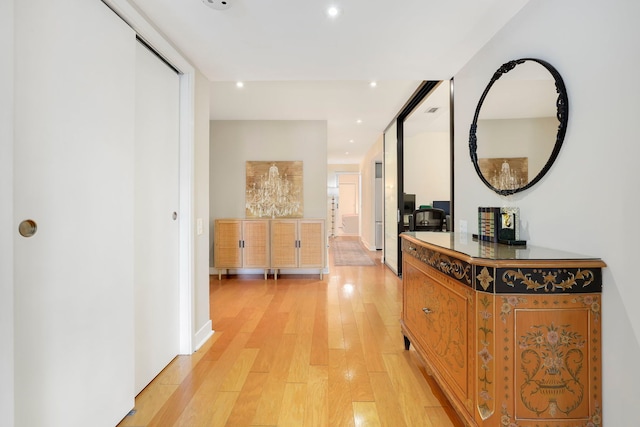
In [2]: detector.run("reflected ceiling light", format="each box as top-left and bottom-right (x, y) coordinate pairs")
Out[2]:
(202, 0), (233, 10)
(236, 81), (244, 88)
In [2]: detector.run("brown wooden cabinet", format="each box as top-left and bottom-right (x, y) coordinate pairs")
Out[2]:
(400, 232), (605, 427)
(214, 218), (325, 280)
(271, 219), (325, 279)
(214, 219), (270, 279)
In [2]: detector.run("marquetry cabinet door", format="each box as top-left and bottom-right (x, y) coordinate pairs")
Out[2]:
(479, 292), (603, 427)
(402, 255), (474, 416)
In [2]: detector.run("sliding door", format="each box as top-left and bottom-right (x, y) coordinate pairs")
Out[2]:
(383, 80), (453, 276)
(14, 0), (136, 425)
(403, 81), (453, 232)
(134, 41), (181, 395)
(383, 121), (399, 274)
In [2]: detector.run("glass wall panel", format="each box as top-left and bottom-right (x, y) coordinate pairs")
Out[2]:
(383, 121), (398, 274)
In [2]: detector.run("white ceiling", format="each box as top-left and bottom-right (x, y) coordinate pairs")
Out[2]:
(130, 0), (530, 164)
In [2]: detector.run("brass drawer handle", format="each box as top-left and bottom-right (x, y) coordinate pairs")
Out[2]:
(422, 308), (432, 315)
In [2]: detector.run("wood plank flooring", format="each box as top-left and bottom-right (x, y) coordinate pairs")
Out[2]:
(118, 237), (464, 427)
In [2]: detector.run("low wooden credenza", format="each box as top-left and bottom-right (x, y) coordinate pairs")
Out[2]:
(214, 218), (325, 280)
(400, 232), (605, 427)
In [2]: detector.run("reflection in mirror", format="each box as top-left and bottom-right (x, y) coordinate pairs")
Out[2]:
(469, 58), (568, 195)
(403, 81), (451, 216)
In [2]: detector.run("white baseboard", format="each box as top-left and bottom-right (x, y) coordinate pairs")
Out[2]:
(360, 237), (376, 251)
(194, 320), (214, 351)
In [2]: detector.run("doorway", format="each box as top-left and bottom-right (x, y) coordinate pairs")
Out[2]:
(337, 173), (360, 236)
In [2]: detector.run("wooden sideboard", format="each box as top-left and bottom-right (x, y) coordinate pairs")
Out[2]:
(214, 218), (325, 279)
(400, 232), (605, 427)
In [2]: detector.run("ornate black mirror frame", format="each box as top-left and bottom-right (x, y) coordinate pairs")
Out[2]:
(468, 58), (569, 196)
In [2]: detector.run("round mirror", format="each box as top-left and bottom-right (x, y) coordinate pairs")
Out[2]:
(469, 58), (568, 195)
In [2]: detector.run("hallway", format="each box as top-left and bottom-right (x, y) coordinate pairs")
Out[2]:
(118, 238), (463, 426)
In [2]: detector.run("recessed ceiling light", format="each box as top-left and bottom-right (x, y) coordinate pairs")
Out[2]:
(356, 119), (362, 124)
(327, 6), (339, 18)
(202, 0), (232, 10)
(349, 139), (354, 143)
(370, 81), (377, 88)
(236, 81), (244, 88)
(345, 151), (349, 155)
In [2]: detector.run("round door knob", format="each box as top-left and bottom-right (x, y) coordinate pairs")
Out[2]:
(18, 219), (38, 237)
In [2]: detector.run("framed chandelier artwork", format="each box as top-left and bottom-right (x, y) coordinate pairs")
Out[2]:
(477, 157), (528, 192)
(245, 161), (303, 218)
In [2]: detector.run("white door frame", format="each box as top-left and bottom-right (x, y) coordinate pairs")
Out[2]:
(104, 0), (195, 354)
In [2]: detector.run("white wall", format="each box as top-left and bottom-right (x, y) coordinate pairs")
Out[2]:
(404, 131), (451, 206)
(193, 70), (212, 347)
(453, 1), (640, 424)
(209, 120), (328, 266)
(0, 1), (14, 425)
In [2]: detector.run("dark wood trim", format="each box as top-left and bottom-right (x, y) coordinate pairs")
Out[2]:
(395, 80), (444, 276)
(449, 77), (455, 231)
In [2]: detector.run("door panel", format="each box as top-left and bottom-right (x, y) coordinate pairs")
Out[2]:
(271, 220), (298, 268)
(243, 220), (270, 268)
(384, 122), (399, 274)
(299, 220), (324, 268)
(134, 41), (181, 394)
(214, 220), (243, 268)
(14, 0), (136, 425)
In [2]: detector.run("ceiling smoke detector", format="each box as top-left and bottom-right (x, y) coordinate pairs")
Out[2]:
(202, 0), (232, 10)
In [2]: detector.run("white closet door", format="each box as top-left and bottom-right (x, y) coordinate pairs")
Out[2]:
(134, 41), (181, 394)
(14, 1), (136, 426)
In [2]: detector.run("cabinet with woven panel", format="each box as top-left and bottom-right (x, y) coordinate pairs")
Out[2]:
(214, 219), (270, 279)
(270, 219), (325, 279)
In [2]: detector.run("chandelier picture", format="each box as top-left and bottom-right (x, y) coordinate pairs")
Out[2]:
(478, 157), (528, 191)
(245, 161), (303, 218)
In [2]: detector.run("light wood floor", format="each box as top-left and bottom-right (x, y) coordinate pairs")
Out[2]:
(118, 237), (464, 427)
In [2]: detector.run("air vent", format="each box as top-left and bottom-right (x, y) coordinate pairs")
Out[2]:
(202, 0), (232, 10)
